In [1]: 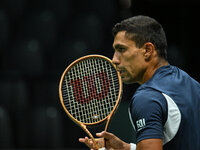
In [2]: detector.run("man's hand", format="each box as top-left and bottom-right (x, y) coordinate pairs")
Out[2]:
(79, 131), (130, 150)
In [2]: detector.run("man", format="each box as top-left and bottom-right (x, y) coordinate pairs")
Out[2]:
(79, 15), (200, 150)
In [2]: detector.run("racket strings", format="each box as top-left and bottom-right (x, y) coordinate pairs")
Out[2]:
(61, 58), (120, 124)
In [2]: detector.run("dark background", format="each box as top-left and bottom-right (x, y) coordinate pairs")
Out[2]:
(0, 0), (199, 149)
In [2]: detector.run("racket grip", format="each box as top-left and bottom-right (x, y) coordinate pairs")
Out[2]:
(95, 137), (105, 149)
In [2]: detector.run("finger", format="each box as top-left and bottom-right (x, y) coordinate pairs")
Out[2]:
(86, 137), (94, 148)
(79, 137), (93, 147)
(79, 138), (85, 143)
(79, 136), (88, 143)
(89, 139), (93, 147)
(96, 131), (114, 140)
(79, 137), (98, 149)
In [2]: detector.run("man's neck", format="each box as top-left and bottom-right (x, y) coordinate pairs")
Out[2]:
(139, 58), (168, 85)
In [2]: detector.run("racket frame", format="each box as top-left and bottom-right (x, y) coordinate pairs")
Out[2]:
(59, 55), (122, 149)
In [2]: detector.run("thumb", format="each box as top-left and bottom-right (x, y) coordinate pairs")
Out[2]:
(96, 131), (114, 140)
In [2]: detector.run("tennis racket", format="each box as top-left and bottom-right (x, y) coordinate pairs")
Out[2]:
(59, 55), (122, 150)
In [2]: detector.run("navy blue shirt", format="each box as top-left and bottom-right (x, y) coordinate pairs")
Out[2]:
(129, 65), (200, 149)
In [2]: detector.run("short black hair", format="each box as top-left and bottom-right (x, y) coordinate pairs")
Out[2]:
(112, 15), (168, 60)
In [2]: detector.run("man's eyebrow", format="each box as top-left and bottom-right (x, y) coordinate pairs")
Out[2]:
(113, 44), (126, 50)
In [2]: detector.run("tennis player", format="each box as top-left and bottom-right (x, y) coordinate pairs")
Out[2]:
(79, 15), (200, 150)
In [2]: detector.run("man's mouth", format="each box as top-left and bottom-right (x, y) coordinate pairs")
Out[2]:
(117, 69), (125, 75)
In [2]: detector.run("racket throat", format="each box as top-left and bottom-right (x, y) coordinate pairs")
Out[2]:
(80, 124), (103, 149)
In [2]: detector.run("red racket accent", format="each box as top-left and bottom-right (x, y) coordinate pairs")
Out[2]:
(70, 72), (110, 104)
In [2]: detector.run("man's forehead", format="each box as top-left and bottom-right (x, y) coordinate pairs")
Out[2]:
(113, 31), (127, 45)
(113, 31), (136, 48)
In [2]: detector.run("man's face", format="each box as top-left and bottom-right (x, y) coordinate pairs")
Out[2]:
(112, 31), (147, 84)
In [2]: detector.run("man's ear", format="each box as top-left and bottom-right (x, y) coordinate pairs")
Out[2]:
(143, 42), (155, 61)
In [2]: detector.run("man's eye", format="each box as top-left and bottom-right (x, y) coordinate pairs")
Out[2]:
(118, 47), (126, 52)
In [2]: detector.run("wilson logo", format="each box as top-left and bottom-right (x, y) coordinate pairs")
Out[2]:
(70, 72), (110, 104)
(136, 118), (146, 131)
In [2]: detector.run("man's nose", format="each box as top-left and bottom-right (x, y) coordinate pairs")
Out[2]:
(112, 52), (120, 65)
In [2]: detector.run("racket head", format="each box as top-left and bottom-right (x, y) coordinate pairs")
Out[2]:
(59, 55), (122, 127)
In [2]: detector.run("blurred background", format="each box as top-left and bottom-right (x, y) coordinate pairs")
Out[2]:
(0, 0), (199, 149)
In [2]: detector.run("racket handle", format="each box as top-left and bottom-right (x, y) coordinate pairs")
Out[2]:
(95, 138), (105, 149)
